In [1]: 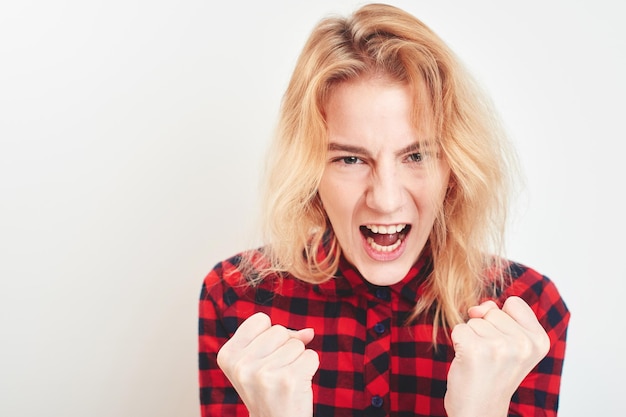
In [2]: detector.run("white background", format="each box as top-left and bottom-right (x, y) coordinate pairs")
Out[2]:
(1, 1), (624, 416)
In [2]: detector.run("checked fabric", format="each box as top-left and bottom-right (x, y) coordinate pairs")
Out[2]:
(198, 249), (569, 417)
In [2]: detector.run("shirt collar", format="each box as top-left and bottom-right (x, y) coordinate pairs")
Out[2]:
(315, 246), (433, 304)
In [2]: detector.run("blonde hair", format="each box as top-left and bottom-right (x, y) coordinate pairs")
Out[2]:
(257, 3), (517, 333)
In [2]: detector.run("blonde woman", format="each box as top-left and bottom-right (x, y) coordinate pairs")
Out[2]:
(199, 4), (569, 417)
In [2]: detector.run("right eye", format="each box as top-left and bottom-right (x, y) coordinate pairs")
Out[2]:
(331, 156), (363, 165)
(340, 156), (361, 165)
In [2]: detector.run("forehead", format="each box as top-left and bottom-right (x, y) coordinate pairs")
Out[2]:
(324, 75), (435, 142)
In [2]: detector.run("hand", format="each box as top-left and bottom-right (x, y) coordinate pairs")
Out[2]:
(444, 296), (550, 417)
(216, 312), (320, 417)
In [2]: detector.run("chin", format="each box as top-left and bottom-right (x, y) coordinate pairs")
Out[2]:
(357, 262), (411, 286)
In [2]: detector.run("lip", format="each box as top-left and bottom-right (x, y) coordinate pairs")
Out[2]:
(360, 226), (409, 262)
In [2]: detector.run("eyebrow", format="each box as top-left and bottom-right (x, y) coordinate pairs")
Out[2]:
(327, 141), (433, 158)
(327, 143), (371, 156)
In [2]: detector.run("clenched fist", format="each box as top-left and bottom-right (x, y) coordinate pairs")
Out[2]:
(445, 296), (550, 417)
(217, 312), (320, 417)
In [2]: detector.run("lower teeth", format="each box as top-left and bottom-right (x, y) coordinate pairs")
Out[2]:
(367, 237), (402, 252)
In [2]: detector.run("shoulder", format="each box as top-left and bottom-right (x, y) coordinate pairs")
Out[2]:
(204, 249), (265, 284)
(498, 260), (570, 336)
(199, 249), (327, 335)
(201, 248), (269, 296)
(200, 248), (298, 311)
(499, 261), (561, 304)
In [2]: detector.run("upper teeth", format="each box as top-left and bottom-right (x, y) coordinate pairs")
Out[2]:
(365, 224), (406, 234)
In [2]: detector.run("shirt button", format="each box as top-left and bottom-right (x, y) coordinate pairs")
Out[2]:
(371, 395), (384, 408)
(375, 288), (390, 301)
(373, 322), (385, 334)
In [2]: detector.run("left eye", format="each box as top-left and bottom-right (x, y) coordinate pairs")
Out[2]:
(407, 152), (423, 162)
(341, 156), (361, 164)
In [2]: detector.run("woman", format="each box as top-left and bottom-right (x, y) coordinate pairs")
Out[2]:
(199, 4), (569, 416)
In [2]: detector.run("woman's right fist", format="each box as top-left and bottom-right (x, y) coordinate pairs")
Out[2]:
(217, 312), (320, 417)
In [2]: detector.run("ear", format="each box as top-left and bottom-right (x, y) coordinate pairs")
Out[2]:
(445, 176), (457, 199)
(314, 191), (325, 209)
(447, 174), (457, 190)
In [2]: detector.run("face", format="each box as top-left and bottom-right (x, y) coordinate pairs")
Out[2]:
(318, 76), (450, 286)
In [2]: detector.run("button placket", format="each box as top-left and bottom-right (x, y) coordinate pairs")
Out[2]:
(375, 287), (390, 301)
(371, 395), (384, 408)
(363, 287), (392, 414)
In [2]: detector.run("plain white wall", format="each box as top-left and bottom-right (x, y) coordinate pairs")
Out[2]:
(1, 1), (624, 416)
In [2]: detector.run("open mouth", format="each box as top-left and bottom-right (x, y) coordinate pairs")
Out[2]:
(360, 224), (411, 253)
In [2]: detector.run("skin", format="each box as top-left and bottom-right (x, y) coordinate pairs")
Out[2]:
(217, 312), (319, 417)
(217, 76), (550, 417)
(318, 75), (449, 286)
(445, 297), (550, 417)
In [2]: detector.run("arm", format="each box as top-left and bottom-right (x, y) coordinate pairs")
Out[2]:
(508, 277), (570, 416)
(199, 268), (319, 417)
(198, 275), (250, 417)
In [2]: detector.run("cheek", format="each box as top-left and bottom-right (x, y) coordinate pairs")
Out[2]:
(318, 180), (358, 230)
(424, 165), (450, 205)
(318, 181), (341, 220)
(320, 193), (346, 222)
(411, 178), (449, 217)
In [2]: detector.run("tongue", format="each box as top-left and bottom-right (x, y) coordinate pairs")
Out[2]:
(372, 233), (400, 246)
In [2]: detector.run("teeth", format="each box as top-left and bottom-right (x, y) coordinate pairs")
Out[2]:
(365, 224), (406, 234)
(367, 236), (403, 252)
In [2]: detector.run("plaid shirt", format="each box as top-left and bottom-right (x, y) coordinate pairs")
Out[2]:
(198, 249), (569, 417)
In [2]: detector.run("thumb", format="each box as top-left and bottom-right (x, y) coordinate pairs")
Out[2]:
(290, 328), (315, 345)
(467, 300), (499, 319)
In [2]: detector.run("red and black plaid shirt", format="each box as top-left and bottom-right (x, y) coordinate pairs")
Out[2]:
(198, 249), (569, 417)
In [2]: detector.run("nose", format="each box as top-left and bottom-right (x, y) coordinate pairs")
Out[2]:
(365, 163), (406, 214)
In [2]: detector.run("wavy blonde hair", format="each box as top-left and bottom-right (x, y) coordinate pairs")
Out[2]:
(257, 3), (517, 332)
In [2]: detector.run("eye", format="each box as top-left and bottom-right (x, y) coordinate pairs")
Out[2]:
(333, 156), (363, 165)
(406, 152), (423, 163)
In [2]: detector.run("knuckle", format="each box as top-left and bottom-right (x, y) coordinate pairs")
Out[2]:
(535, 331), (551, 356)
(466, 317), (482, 328)
(256, 365), (295, 392)
(479, 337), (508, 360)
(286, 337), (306, 352)
(216, 346), (231, 370)
(232, 357), (256, 385)
(255, 363), (275, 383)
(514, 338), (534, 361)
(270, 324), (288, 333)
(450, 322), (468, 341)
(304, 349), (320, 368)
(482, 308), (499, 321)
(509, 333), (547, 364)
(267, 324), (290, 341)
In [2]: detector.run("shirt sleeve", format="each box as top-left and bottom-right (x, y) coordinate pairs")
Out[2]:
(198, 265), (248, 417)
(504, 267), (571, 416)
